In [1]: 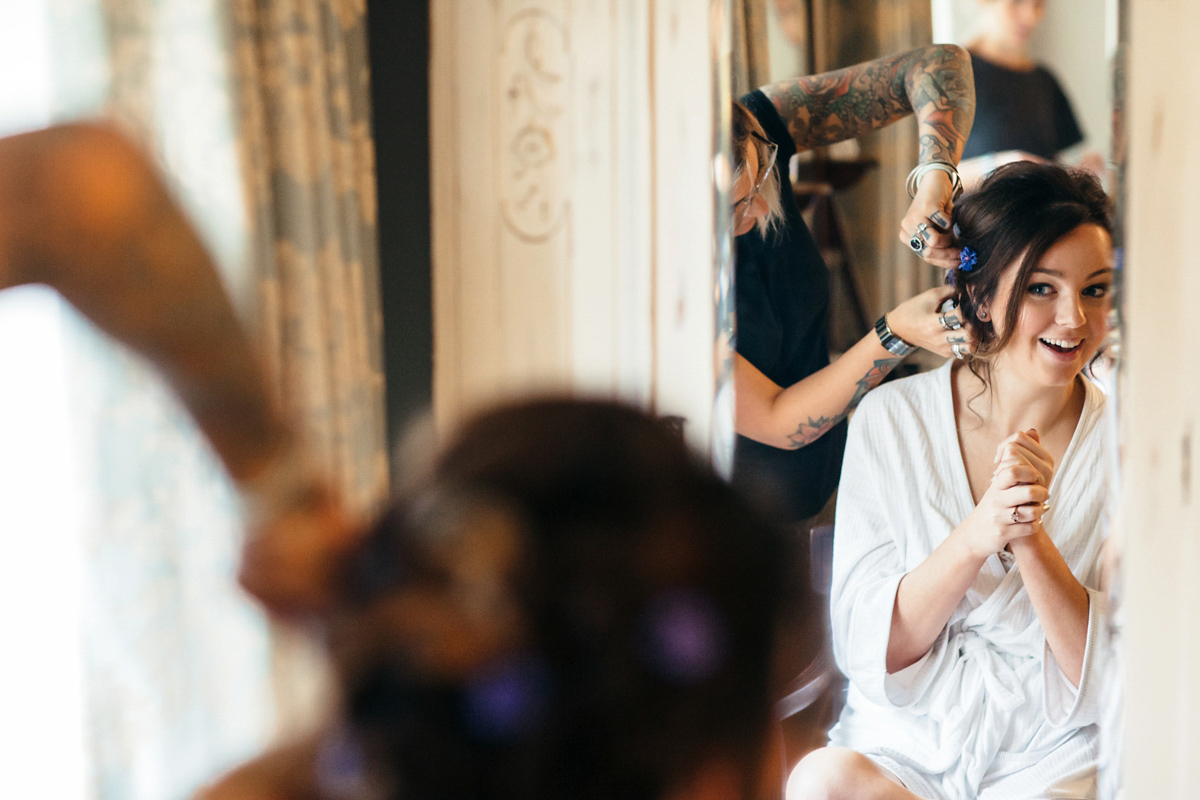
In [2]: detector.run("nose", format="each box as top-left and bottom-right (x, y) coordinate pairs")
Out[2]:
(1055, 292), (1086, 329)
(1018, 0), (1045, 27)
(746, 191), (768, 221)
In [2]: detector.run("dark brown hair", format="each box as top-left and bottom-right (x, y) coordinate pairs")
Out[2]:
(951, 161), (1113, 367)
(337, 399), (796, 800)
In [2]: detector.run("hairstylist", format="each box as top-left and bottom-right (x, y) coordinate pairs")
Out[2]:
(732, 45), (976, 527)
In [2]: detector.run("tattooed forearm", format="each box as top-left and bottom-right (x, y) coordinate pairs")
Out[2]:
(787, 414), (841, 449)
(785, 357), (902, 449)
(763, 44), (974, 163)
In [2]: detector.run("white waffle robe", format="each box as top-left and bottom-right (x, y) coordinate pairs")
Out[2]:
(827, 362), (1109, 800)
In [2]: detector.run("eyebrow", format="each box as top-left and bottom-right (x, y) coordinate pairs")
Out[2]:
(1032, 267), (1115, 279)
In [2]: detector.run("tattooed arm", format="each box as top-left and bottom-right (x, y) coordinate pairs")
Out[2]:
(762, 44), (974, 164)
(763, 44), (975, 269)
(736, 285), (959, 449)
(0, 123), (357, 615)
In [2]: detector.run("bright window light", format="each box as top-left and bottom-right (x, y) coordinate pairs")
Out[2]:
(0, 2), (90, 798)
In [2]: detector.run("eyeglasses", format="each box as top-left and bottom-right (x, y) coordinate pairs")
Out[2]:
(732, 131), (779, 222)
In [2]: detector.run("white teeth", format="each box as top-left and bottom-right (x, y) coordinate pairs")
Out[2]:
(1040, 337), (1081, 349)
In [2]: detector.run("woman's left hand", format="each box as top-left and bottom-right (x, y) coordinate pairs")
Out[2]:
(886, 285), (976, 359)
(994, 429), (1056, 528)
(898, 169), (960, 270)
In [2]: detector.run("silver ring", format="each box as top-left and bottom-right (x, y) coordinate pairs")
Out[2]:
(938, 313), (962, 331)
(1011, 507), (1021, 524)
(909, 236), (926, 253)
(917, 222), (929, 238)
(951, 342), (967, 360)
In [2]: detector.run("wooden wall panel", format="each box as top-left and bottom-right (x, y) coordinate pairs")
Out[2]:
(1120, 2), (1200, 797)
(431, 0), (725, 458)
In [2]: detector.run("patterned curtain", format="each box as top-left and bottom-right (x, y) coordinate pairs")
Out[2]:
(225, 0), (389, 733)
(38, 1), (387, 797)
(732, 0), (771, 97)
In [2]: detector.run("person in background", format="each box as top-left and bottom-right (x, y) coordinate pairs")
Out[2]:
(957, 0), (1104, 191)
(0, 122), (357, 617)
(788, 162), (1114, 800)
(199, 398), (801, 800)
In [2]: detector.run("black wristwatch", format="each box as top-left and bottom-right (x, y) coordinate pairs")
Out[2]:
(874, 315), (916, 358)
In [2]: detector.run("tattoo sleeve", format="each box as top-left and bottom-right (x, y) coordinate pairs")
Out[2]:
(763, 44), (975, 164)
(786, 357), (902, 448)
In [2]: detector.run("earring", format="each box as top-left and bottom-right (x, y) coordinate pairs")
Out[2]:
(978, 308), (990, 322)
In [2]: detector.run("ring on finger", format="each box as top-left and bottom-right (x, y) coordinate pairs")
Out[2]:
(1011, 507), (1021, 524)
(909, 235), (926, 253)
(917, 222), (930, 240)
(938, 313), (962, 331)
(951, 342), (967, 360)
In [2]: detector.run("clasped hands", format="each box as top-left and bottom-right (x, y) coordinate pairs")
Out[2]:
(957, 429), (1056, 562)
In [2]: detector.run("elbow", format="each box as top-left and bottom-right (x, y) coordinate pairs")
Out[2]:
(34, 123), (161, 262)
(54, 124), (158, 238)
(732, 423), (808, 451)
(2, 123), (154, 285)
(926, 42), (969, 65)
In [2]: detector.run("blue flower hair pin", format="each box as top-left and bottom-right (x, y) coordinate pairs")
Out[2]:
(945, 245), (977, 285)
(958, 246), (978, 272)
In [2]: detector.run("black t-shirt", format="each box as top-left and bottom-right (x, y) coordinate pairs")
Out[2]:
(733, 90), (847, 524)
(961, 52), (1084, 161)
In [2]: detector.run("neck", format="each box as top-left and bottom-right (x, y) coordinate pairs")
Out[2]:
(969, 34), (1034, 70)
(959, 360), (1084, 437)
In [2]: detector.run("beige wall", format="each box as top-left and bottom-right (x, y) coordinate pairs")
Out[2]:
(1120, 1), (1200, 796)
(430, 0), (730, 461)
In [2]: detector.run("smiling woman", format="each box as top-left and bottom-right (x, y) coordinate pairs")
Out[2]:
(788, 162), (1115, 800)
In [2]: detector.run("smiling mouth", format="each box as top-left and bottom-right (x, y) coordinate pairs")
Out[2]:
(1040, 337), (1083, 355)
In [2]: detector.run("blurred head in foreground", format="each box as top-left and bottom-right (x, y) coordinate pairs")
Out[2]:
(322, 398), (794, 800)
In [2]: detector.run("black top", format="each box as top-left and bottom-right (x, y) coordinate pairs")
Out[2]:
(961, 52), (1084, 161)
(732, 90), (847, 524)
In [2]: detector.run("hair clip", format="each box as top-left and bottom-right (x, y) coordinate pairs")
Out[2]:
(958, 246), (978, 272)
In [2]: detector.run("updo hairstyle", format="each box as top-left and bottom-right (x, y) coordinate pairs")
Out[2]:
(951, 162), (1113, 363)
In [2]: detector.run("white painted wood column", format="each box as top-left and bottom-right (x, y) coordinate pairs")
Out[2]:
(430, 0), (728, 460)
(1119, 2), (1200, 797)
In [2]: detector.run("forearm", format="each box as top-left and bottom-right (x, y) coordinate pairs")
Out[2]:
(761, 44), (973, 157)
(888, 530), (985, 673)
(904, 44), (975, 165)
(734, 329), (901, 449)
(1009, 530), (1090, 685)
(0, 123), (291, 484)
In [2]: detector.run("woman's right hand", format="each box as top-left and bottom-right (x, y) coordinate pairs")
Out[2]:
(886, 285), (976, 360)
(953, 431), (1051, 562)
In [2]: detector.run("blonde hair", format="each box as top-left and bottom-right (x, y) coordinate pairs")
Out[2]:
(732, 100), (784, 236)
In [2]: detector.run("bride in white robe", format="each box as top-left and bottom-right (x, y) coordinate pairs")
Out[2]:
(787, 162), (1115, 800)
